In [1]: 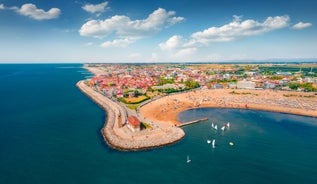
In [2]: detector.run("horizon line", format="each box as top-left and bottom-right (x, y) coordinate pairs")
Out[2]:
(0, 59), (317, 64)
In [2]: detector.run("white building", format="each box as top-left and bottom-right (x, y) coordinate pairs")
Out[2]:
(237, 80), (256, 89)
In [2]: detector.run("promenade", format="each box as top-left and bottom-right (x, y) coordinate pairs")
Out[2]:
(76, 80), (185, 151)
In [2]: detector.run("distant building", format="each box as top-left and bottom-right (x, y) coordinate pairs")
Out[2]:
(228, 83), (237, 89)
(152, 83), (185, 90)
(116, 91), (123, 98)
(213, 84), (223, 89)
(281, 86), (291, 91)
(237, 80), (256, 89)
(304, 77), (313, 83)
(127, 116), (141, 132)
(245, 71), (259, 76)
(278, 80), (289, 86)
(223, 73), (232, 80)
(128, 91), (135, 98)
(263, 82), (276, 89)
(275, 72), (292, 76)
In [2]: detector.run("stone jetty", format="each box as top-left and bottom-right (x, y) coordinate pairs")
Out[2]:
(76, 80), (185, 151)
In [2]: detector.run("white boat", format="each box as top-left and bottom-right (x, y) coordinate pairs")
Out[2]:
(212, 139), (216, 148)
(226, 122), (230, 128)
(211, 123), (214, 128)
(207, 140), (211, 144)
(214, 125), (218, 130)
(187, 155), (191, 163)
(221, 126), (225, 131)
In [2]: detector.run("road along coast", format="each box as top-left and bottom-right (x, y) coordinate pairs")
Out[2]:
(76, 80), (185, 151)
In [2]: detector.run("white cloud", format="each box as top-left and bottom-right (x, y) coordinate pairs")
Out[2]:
(0, 4), (5, 10)
(174, 48), (197, 58)
(14, 3), (61, 20)
(160, 15), (291, 52)
(158, 35), (197, 59)
(82, 1), (108, 14)
(158, 15), (294, 61)
(79, 8), (184, 47)
(167, 16), (185, 25)
(191, 15), (290, 45)
(159, 35), (184, 50)
(100, 38), (133, 48)
(292, 22), (312, 30)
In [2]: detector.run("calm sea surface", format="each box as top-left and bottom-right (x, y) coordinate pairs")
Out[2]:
(0, 64), (317, 184)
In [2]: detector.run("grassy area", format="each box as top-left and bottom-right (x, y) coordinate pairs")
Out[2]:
(118, 95), (150, 104)
(124, 95), (149, 103)
(283, 94), (315, 98)
(229, 91), (258, 96)
(126, 104), (139, 110)
(283, 94), (297, 97)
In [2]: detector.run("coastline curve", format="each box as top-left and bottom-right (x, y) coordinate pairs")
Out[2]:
(139, 89), (317, 125)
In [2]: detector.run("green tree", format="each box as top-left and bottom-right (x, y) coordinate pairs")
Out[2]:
(289, 83), (300, 90)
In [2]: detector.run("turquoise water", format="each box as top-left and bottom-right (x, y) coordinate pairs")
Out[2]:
(0, 64), (317, 184)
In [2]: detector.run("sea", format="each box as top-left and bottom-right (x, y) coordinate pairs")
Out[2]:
(0, 64), (317, 184)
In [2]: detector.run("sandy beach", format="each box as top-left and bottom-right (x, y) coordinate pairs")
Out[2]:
(140, 89), (317, 126)
(83, 64), (106, 76)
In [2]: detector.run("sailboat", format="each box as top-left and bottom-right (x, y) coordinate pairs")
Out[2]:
(211, 123), (214, 128)
(212, 139), (216, 148)
(221, 126), (225, 131)
(207, 139), (211, 144)
(226, 122), (230, 128)
(187, 155), (191, 163)
(214, 125), (218, 130)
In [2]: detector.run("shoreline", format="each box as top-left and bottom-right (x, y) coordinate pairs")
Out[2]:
(79, 64), (316, 151)
(139, 89), (317, 125)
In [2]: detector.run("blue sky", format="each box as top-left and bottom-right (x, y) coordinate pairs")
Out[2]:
(0, 0), (316, 63)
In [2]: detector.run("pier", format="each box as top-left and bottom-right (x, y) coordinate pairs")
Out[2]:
(76, 80), (185, 151)
(178, 118), (208, 127)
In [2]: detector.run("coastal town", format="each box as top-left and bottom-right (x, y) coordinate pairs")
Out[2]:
(78, 63), (317, 151)
(85, 63), (317, 98)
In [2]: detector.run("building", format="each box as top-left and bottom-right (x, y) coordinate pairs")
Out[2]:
(263, 82), (276, 89)
(228, 83), (237, 89)
(152, 83), (185, 90)
(212, 84), (223, 89)
(127, 116), (141, 132)
(237, 80), (256, 89)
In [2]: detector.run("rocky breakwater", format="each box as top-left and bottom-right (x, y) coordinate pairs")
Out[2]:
(76, 80), (185, 151)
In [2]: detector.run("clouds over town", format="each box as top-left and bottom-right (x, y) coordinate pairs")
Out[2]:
(158, 15), (312, 59)
(0, 3), (60, 20)
(0, 0), (315, 62)
(79, 7), (184, 47)
(82, 1), (109, 14)
(292, 22), (312, 30)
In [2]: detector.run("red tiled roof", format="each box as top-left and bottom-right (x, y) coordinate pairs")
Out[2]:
(127, 116), (140, 128)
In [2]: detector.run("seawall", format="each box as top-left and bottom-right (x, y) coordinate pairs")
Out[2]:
(76, 80), (185, 151)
